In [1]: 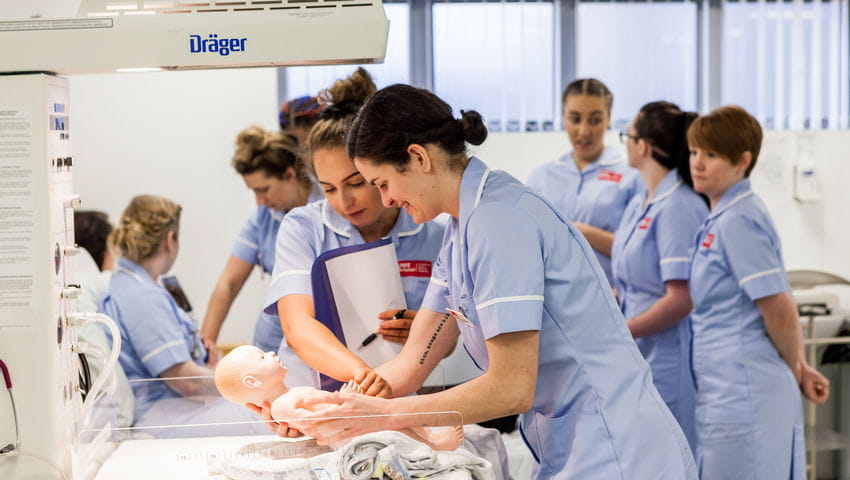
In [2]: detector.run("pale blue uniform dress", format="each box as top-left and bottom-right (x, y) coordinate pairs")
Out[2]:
(689, 178), (805, 480)
(236, 192), (323, 353)
(263, 200), (446, 388)
(423, 157), (697, 479)
(527, 147), (641, 285)
(611, 170), (707, 452)
(99, 257), (207, 421)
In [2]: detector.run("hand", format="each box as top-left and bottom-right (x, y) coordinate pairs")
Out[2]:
(377, 308), (416, 343)
(201, 336), (219, 367)
(799, 363), (830, 404)
(352, 367), (392, 398)
(246, 401), (303, 438)
(294, 392), (391, 445)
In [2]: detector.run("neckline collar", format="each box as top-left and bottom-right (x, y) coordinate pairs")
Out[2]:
(647, 169), (683, 206)
(458, 157), (491, 230)
(321, 199), (425, 241)
(562, 146), (622, 173)
(709, 178), (754, 219)
(116, 257), (153, 285)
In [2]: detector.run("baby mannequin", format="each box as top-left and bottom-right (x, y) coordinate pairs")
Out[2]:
(215, 345), (462, 451)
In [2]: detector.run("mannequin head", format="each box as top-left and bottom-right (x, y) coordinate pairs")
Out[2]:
(214, 345), (288, 407)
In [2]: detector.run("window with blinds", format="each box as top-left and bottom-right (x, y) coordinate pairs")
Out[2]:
(722, 0), (849, 130)
(279, 0), (849, 132)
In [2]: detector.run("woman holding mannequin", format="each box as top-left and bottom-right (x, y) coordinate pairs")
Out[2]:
(291, 84), (697, 479)
(261, 69), (466, 411)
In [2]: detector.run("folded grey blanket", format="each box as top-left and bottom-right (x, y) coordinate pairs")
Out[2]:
(337, 431), (494, 480)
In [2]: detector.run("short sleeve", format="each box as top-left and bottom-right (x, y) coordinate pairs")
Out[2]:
(421, 240), (451, 313)
(231, 208), (262, 266)
(264, 210), (320, 314)
(467, 202), (545, 339)
(121, 291), (191, 377)
(721, 213), (789, 301)
(656, 195), (707, 281)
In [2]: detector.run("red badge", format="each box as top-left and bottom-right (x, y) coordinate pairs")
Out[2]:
(638, 217), (652, 230)
(398, 261), (432, 277)
(702, 233), (715, 248)
(598, 170), (623, 183)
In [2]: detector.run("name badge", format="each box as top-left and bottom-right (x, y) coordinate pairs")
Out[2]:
(446, 307), (473, 326)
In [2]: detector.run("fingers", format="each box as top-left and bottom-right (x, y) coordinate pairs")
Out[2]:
(378, 318), (412, 343)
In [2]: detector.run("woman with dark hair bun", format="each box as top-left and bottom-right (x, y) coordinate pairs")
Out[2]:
(257, 69), (470, 429)
(295, 84), (698, 480)
(611, 101), (708, 452)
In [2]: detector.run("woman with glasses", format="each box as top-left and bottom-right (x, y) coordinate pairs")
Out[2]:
(611, 102), (708, 452)
(527, 78), (641, 285)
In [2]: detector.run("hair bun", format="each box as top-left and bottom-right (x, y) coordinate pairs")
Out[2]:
(236, 125), (268, 151)
(459, 110), (488, 146)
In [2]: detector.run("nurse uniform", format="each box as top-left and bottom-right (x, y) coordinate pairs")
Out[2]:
(611, 169), (707, 452)
(100, 257), (207, 421)
(527, 147), (641, 285)
(262, 200), (448, 388)
(689, 178), (805, 480)
(234, 192), (322, 353)
(424, 157), (697, 479)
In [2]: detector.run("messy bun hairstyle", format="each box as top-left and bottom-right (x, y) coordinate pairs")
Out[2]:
(302, 67), (377, 176)
(347, 84), (487, 172)
(109, 195), (181, 263)
(232, 126), (311, 188)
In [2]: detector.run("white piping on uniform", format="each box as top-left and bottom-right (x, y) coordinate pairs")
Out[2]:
(397, 223), (424, 238)
(141, 340), (184, 363)
(738, 268), (781, 287)
(660, 257), (691, 265)
(429, 277), (448, 287)
(474, 167), (491, 208)
(649, 180), (682, 205)
(236, 237), (259, 250)
(322, 202), (350, 238)
(117, 266), (145, 284)
(711, 191), (755, 218)
(270, 270), (310, 284)
(476, 295), (544, 311)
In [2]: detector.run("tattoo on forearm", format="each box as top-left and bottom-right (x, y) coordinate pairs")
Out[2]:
(419, 314), (450, 365)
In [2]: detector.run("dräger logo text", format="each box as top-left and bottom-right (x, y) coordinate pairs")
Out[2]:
(189, 34), (247, 56)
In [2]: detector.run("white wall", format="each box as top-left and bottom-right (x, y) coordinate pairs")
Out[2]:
(70, 69), (278, 345)
(66, 69), (850, 345)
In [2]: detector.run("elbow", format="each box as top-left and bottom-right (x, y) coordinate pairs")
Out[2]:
(503, 387), (535, 415)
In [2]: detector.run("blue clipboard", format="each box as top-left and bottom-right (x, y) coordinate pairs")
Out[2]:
(310, 238), (396, 391)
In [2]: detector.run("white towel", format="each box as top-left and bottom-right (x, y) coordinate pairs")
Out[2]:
(337, 431), (494, 480)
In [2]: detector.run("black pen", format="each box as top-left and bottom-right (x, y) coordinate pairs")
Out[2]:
(357, 332), (378, 351)
(357, 309), (406, 351)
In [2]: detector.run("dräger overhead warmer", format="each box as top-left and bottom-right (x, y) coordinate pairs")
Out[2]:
(0, 0), (389, 75)
(0, 1), (388, 478)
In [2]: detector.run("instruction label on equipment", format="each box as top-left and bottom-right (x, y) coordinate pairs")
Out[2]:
(0, 107), (35, 329)
(0, 18), (113, 32)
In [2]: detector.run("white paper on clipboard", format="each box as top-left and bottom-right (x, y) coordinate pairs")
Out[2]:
(323, 241), (406, 368)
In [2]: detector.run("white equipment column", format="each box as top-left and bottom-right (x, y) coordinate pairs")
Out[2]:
(0, 73), (79, 479)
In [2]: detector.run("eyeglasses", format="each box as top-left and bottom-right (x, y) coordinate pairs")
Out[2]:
(619, 132), (640, 144)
